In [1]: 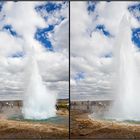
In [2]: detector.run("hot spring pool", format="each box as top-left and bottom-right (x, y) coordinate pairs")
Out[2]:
(105, 119), (140, 124)
(89, 114), (140, 125)
(8, 115), (68, 126)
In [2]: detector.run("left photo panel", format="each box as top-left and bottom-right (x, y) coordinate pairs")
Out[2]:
(0, 1), (69, 139)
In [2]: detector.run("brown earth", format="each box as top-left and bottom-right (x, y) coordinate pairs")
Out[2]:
(0, 108), (69, 139)
(70, 109), (140, 139)
(57, 109), (69, 116)
(0, 118), (68, 139)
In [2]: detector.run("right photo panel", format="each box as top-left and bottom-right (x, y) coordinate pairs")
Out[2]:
(70, 1), (140, 139)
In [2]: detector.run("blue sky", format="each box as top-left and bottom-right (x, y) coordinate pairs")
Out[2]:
(0, 1), (140, 100)
(71, 2), (140, 100)
(74, 2), (140, 82)
(1, 1), (139, 60)
(87, 2), (140, 50)
(35, 2), (67, 52)
(0, 1), (69, 100)
(0, 1), (68, 57)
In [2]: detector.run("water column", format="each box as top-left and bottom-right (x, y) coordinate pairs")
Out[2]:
(22, 48), (57, 120)
(108, 15), (140, 120)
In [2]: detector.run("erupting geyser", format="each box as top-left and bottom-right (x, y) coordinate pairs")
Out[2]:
(108, 15), (140, 120)
(22, 48), (57, 120)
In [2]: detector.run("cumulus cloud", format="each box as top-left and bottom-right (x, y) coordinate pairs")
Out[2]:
(0, 1), (69, 99)
(71, 1), (140, 101)
(0, 31), (23, 56)
(51, 18), (69, 55)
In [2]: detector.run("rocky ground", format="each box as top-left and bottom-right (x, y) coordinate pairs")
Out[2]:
(70, 109), (140, 139)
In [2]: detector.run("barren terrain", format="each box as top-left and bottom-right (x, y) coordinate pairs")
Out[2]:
(0, 99), (69, 139)
(70, 109), (140, 139)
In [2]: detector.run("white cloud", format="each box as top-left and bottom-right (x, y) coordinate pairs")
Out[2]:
(71, 1), (140, 101)
(0, 31), (23, 56)
(51, 18), (69, 55)
(0, 1), (69, 99)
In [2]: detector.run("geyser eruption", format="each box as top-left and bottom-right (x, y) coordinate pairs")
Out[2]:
(108, 15), (140, 120)
(22, 48), (57, 120)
